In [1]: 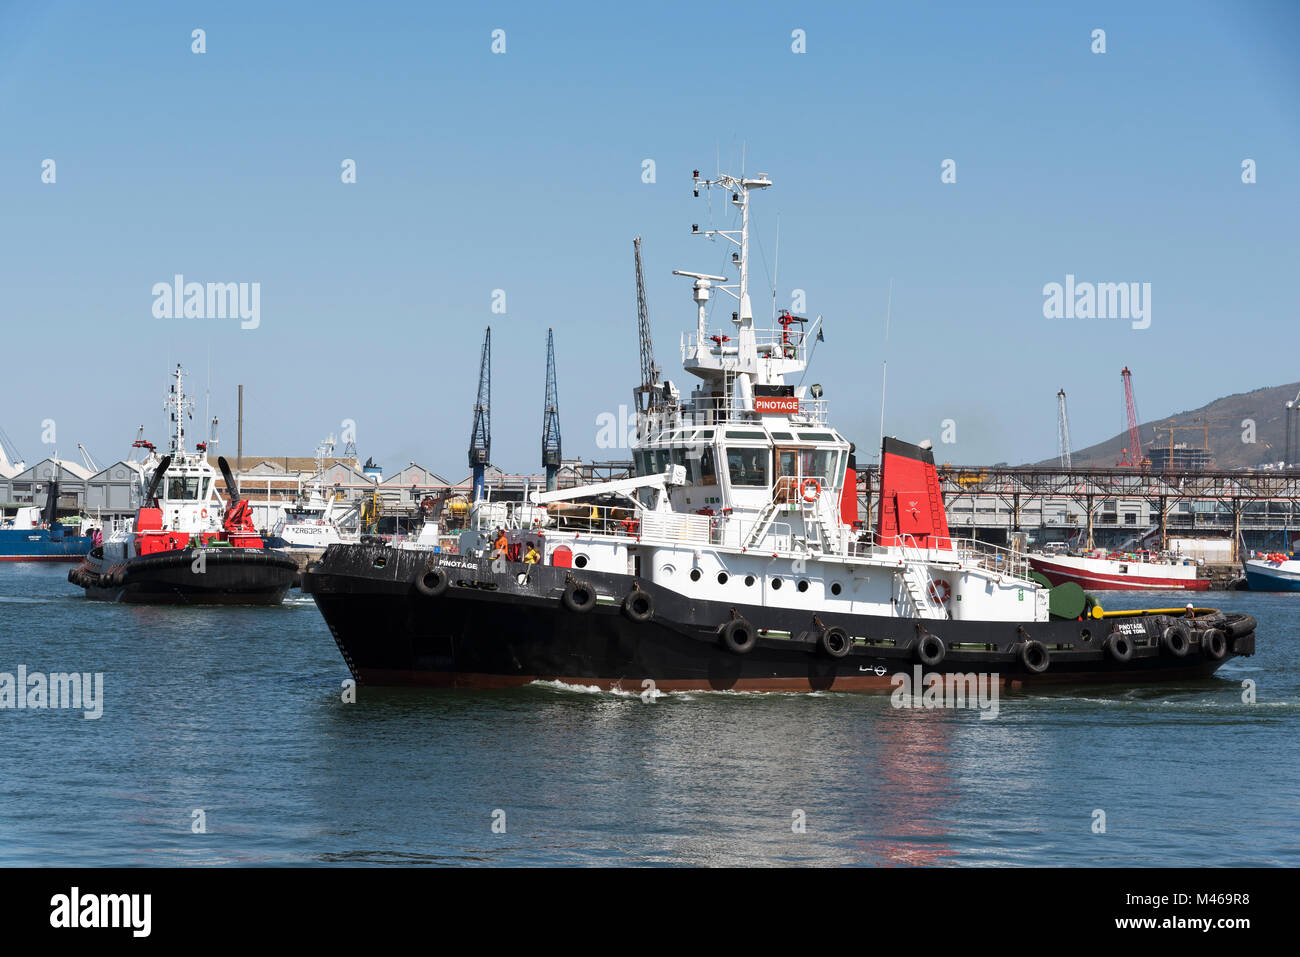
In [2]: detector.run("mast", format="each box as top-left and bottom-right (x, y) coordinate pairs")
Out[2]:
(165, 364), (194, 455)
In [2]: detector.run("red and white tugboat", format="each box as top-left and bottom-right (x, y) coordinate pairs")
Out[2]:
(303, 167), (1257, 690)
(69, 366), (297, 605)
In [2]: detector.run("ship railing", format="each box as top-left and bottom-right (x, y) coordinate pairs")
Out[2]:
(676, 393), (830, 427)
(542, 501), (710, 545)
(846, 530), (1033, 582)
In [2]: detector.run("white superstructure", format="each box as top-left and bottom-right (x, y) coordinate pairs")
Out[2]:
(500, 168), (1049, 624)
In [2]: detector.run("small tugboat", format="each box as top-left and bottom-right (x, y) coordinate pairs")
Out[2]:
(0, 478), (94, 561)
(303, 167), (1257, 690)
(1028, 548), (1209, 591)
(68, 366), (297, 604)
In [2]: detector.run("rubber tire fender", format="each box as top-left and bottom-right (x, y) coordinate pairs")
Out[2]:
(414, 567), (449, 598)
(819, 626), (852, 659)
(719, 618), (757, 655)
(1019, 640), (1050, 674)
(562, 579), (597, 614)
(1160, 624), (1190, 658)
(915, 632), (945, 667)
(622, 588), (654, 623)
(1104, 632), (1134, 663)
(1202, 627), (1227, 661)
(1226, 615), (1257, 639)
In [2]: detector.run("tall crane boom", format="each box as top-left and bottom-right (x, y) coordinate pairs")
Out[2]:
(542, 328), (562, 491)
(632, 236), (660, 419)
(1056, 389), (1072, 469)
(1119, 366), (1147, 468)
(469, 327), (491, 502)
(1284, 387), (1300, 469)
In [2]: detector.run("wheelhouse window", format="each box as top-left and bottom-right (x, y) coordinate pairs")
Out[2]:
(799, 448), (840, 485)
(166, 477), (202, 500)
(726, 447), (769, 488)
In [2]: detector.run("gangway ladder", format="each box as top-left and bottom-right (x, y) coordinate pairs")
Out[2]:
(800, 486), (843, 554)
(746, 476), (795, 549)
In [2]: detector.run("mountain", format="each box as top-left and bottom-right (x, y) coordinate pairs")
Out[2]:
(1035, 381), (1300, 470)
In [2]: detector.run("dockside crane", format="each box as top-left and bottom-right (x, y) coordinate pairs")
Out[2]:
(1056, 389), (1072, 469)
(469, 327), (491, 503)
(542, 328), (562, 491)
(1285, 388), (1300, 469)
(632, 236), (662, 435)
(1118, 367), (1149, 468)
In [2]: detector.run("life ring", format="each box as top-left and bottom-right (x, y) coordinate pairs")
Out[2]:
(800, 478), (821, 503)
(334, 471), (344, 484)
(201, 508), (208, 518)
(928, 580), (951, 604)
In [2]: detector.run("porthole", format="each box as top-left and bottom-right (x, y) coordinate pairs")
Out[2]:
(574, 555), (589, 569)
(830, 583), (842, 596)
(717, 572), (729, 585)
(660, 565), (675, 578)
(1080, 629), (1092, 641)
(690, 568), (702, 582)
(744, 575), (755, 587)
(771, 577), (783, 590)
(797, 580), (810, 593)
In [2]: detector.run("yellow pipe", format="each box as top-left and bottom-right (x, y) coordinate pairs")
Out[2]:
(1097, 607), (1217, 618)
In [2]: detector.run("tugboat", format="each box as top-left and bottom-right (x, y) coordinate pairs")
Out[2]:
(303, 167), (1257, 690)
(68, 366), (297, 604)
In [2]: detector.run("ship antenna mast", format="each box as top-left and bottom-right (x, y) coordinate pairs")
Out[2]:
(165, 364), (194, 455)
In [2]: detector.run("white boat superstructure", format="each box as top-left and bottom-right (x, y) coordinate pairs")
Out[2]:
(499, 168), (1048, 624)
(97, 366), (226, 564)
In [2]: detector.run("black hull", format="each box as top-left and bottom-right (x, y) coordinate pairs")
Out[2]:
(302, 545), (1256, 692)
(70, 548), (297, 605)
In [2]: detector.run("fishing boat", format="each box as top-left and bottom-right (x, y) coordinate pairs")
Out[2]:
(67, 366), (297, 604)
(1028, 549), (1209, 591)
(303, 166), (1256, 690)
(0, 480), (94, 561)
(1242, 551), (1300, 592)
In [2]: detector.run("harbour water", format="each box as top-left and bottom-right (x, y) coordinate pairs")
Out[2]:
(2, 561), (1296, 866)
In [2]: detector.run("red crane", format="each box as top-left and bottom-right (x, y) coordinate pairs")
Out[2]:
(1118, 366), (1148, 468)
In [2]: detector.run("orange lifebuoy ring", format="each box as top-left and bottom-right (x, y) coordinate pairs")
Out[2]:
(928, 580), (952, 604)
(801, 478), (821, 503)
(201, 508), (208, 518)
(334, 471), (344, 484)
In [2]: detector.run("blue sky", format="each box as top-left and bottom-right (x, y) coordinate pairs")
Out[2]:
(1, 0), (1296, 478)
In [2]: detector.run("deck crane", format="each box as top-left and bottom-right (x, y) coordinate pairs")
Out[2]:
(468, 327), (491, 503)
(1056, 389), (1072, 469)
(632, 236), (662, 437)
(1118, 366), (1149, 468)
(542, 328), (562, 491)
